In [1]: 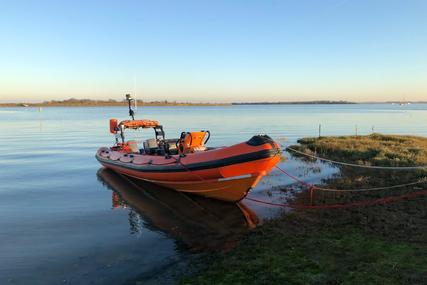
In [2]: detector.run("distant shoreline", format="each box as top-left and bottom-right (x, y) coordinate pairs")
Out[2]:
(0, 99), (231, 107)
(232, 100), (356, 105)
(1, 99), (426, 107)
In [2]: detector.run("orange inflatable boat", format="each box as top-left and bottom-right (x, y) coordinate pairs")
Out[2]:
(96, 94), (281, 202)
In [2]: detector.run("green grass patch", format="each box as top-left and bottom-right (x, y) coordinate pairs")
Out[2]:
(292, 134), (427, 167)
(181, 215), (427, 285)
(179, 134), (427, 284)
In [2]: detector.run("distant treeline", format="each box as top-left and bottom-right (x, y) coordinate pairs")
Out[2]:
(0, 98), (230, 107)
(2, 99), (426, 107)
(232, 100), (356, 105)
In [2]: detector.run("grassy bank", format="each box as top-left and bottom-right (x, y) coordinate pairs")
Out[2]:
(180, 134), (427, 285)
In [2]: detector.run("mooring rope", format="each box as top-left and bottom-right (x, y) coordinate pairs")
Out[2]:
(274, 165), (427, 192)
(286, 147), (427, 170)
(245, 189), (427, 209)
(244, 164), (427, 209)
(175, 157), (427, 208)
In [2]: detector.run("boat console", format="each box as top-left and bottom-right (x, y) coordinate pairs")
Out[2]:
(143, 138), (179, 155)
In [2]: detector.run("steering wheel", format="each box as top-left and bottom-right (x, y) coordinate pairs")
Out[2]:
(176, 132), (188, 153)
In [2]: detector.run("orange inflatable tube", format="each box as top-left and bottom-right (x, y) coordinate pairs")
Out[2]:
(96, 135), (281, 202)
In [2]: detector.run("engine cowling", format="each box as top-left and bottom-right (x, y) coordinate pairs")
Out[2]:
(110, 119), (118, 134)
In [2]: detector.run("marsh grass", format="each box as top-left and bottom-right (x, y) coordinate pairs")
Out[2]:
(180, 134), (427, 285)
(292, 133), (427, 167)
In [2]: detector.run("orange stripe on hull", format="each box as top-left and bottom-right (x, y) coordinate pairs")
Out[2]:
(153, 175), (263, 202)
(100, 160), (267, 202)
(101, 161), (263, 202)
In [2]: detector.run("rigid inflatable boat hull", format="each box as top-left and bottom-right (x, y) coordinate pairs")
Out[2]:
(96, 136), (281, 202)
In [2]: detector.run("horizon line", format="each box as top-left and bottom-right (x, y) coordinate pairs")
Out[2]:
(1, 98), (427, 105)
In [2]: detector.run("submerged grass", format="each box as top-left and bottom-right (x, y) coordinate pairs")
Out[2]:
(180, 134), (427, 285)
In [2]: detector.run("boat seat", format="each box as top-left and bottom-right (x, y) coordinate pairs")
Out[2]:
(178, 131), (209, 154)
(143, 138), (158, 154)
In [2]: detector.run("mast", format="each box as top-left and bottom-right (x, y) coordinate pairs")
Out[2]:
(125, 94), (135, 120)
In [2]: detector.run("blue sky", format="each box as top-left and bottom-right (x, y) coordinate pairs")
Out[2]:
(0, 0), (426, 102)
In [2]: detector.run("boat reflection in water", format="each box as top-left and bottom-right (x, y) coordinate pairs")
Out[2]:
(97, 168), (259, 251)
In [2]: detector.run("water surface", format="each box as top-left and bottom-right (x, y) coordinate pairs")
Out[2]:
(1, 104), (426, 284)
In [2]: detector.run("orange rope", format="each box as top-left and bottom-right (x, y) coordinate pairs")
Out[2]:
(274, 165), (427, 192)
(245, 189), (427, 209)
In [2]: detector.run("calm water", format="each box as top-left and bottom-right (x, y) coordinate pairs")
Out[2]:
(1, 104), (427, 284)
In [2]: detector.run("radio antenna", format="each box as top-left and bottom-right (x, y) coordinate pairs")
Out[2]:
(125, 94), (135, 120)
